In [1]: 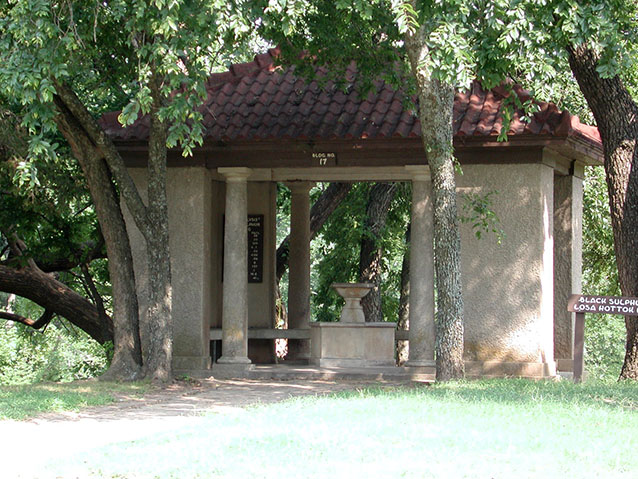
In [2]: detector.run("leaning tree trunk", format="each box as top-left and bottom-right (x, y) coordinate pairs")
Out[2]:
(405, 22), (465, 381)
(358, 182), (398, 322)
(53, 78), (174, 382)
(567, 45), (638, 380)
(1, 106), (116, 345)
(54, 97), (143, 380)
(397, 224), (411, 365)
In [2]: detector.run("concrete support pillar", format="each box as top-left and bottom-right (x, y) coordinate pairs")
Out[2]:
(217, 167), (252, 364)
(405, 166), (436, 367)
(286, 181), (314, 361)
(553, 170), (583, 373)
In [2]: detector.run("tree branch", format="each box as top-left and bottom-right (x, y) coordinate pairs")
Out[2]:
(0, 230), (105, 272)
(0, 309), (54, 329)
(0, 264), (112, 343)
(36, 241), (107, 273)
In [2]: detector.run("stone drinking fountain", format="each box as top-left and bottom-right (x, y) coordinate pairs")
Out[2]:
(309, 282), (396, 367)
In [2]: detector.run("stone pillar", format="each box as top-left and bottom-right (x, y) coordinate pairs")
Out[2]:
(553, 170), (583, 373)
(286, 181), (314, 361)
(217, 167), (251, 364)
(405, 166), (436, 367)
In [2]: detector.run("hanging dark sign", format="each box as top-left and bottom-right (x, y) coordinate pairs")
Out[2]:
(247, 214), (264, 283)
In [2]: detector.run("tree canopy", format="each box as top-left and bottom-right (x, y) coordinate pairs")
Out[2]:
(0, 0), (269, 381)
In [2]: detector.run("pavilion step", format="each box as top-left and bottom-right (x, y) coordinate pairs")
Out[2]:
(204, 364), (434, 382)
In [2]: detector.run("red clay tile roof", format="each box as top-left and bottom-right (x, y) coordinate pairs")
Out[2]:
(100, 48), (601, 148)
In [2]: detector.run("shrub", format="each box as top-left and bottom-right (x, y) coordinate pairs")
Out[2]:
(0, 321), (110, 385)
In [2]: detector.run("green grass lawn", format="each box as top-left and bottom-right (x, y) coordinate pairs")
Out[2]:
(0, 380), (149, 420)
(40, 379), (638, 479)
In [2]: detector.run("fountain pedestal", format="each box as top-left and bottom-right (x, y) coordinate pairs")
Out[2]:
(310, 283), (396, 367)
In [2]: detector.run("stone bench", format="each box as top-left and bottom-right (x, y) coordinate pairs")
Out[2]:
(210, 327), (408, 341)
(209, 328), (312, 341)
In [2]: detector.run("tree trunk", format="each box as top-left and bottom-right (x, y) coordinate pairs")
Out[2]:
(142, 79), (173, 382)
(567, 45), (638, 380)
(275, 282), (288, 327)
(275, 282), (288, 359)
(4, 294), (16, 314)
(358, 182), (398, 322)
(405, 23), (465, 380)
(53, 97), (143, 380)
(397, 224), (410, 365)
(53, 78), (174, 382)
(276, 182), (352, 283)
(0, 264), (112, 343)
(0, 106), (28, 161)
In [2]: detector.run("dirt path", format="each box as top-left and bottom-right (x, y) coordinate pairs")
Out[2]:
(1, 378), (412, 478)
(43, 377), (401, 420)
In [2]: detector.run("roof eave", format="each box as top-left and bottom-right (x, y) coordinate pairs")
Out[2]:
(452, 133), (603, 166)
(113, 132), (602, 168)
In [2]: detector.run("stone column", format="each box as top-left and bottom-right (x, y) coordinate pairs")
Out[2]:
(286, 181), (314, 361)
(217, 167), (251, 364)
(405, 166), (436, 367)
(553, 170), (583, 373)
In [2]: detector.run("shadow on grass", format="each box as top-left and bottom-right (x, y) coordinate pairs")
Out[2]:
(0, 380), (150, 420)
(331, 378), (638, 411)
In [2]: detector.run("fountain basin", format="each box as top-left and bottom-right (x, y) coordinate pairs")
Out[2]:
(331, 282), (374, 323)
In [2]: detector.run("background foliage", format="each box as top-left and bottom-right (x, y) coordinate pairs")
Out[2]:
(581, 166), (624, 379)
(305, 183), (410, 323)
(0, 97), (111, 386)
(0, 294), (110, 385)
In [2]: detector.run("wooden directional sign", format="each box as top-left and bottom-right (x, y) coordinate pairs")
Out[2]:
(567, 294), (638, 384)
(568, 294), (638, 315)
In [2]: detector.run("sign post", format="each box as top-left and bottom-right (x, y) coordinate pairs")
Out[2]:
(567, 294), (638, 383)
(572, 310), (585, 384)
